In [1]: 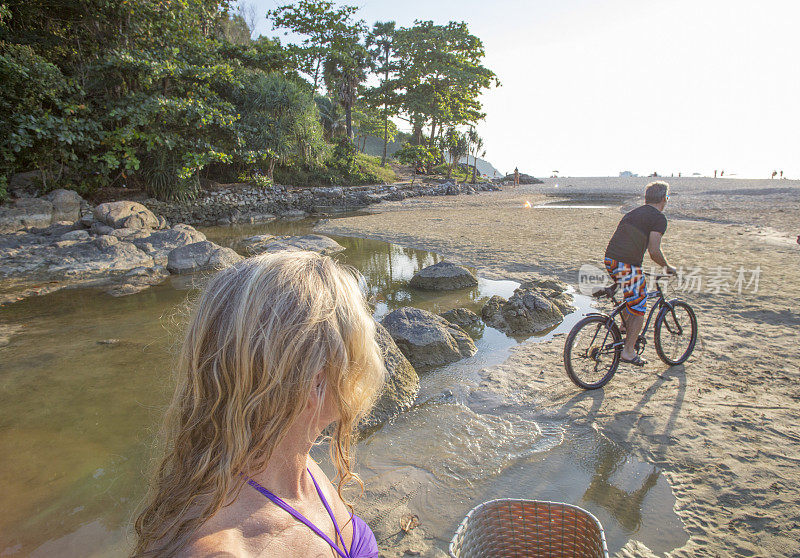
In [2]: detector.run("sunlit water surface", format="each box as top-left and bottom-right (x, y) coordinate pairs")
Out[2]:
(0, 218), (687, 556)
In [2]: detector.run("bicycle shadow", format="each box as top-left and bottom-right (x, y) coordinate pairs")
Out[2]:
(604, 363), (687, 461)
(552, 386), (606, 424)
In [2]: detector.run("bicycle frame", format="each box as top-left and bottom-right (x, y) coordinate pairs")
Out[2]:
(590, 274), (681, 356)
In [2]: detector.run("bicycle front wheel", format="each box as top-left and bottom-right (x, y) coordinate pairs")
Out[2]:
(564, 315), (622, 389)
(654, 301), (698, 365)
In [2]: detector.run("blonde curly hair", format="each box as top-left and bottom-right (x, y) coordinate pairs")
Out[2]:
(132, 251), (385, 557)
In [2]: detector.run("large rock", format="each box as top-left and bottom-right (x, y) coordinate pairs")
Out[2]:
(106, 265), (170, 297)
(381, 307), (477, 369)
(93, 201), (161, 230)
(0, 232), (154, 283)
(129, 224), (206, 266)
(439, 307), (482, 329)
(237, 234), (345, 256)
(362, 323), (420, 428)
(167, 240), (243, 274)
(409, 261), (478, 291)
(0, 198), (54, 233)
(48, 235), (155, 279)
(8, 170), (45, 197)
(0, 221), (201, 302)
(521, 277), (575, 315)
(44, 189), (82, 223)
(481, 278), (573, 334)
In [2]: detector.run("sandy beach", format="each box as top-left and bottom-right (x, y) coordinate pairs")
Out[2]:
(317, 177), (800, 557)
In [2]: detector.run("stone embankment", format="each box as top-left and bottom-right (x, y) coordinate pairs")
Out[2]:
(144, 180), (500, 226)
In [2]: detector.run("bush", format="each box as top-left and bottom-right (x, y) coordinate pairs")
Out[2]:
(141, 149), (200, 201)
(273, 141), (397, 187)
(0, 43), (98, 192)
(355, 152), (397, 183)
(230, 71), (326, 180)
(395, 143), (439, 175)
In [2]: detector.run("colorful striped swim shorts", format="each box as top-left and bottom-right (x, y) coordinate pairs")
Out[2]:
(604, 257), (647, 316)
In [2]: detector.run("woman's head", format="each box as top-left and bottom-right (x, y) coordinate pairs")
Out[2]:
(133, 251), (384, 556)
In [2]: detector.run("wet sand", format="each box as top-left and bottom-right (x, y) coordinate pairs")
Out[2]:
(318, 177), (800, 557)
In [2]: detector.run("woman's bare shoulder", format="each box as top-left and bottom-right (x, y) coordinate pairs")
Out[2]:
(177, 529), (243, 557)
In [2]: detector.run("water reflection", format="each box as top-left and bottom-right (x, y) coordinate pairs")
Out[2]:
(582, 443), (660, 533)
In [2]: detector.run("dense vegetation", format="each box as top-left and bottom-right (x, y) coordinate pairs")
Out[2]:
(0, 1), (498, 202)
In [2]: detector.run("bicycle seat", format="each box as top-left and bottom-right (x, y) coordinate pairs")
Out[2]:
(591, 284), (618, 299)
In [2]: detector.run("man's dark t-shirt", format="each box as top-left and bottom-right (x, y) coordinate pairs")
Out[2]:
(605, 205), (667, 266)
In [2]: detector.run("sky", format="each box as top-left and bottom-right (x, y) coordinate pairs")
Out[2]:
(245, 0), (800, 178)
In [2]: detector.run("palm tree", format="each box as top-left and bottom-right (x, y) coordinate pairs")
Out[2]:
(323, 34), (369, 141)
(315, 95), (345, 140)
(366, 21), (396, 166)
(443, 128), (469, 179)
(466, 128), (484, 184)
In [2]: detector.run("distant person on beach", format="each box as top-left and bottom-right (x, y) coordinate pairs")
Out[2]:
(772, 171), (778, 179)
(514, 167), (520, 186)
(133, 252), (384, 557)
(714, 170), (717, 178)
(604, 181), (676, 366)
(720, 170), (724, 177)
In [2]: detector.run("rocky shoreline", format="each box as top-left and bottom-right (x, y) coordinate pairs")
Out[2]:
(0, 180), (501, 305)
(144, 179), (501, 227)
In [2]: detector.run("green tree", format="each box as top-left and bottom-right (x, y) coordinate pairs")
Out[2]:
(395, 143), (437, 183)
(353, 102), (397, 153)
(266, 0), (364, 91)
(0, 42), (97, 193)
(393, 21), (499, 146)
(315, 94), (345, 140)
(365, 20), (399, 166)
(441, 128), (469, 179)
(467, 128), (484, 183)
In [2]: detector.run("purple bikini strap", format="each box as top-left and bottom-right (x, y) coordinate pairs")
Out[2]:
(307, 468), (351, 556)
(245, 469), (350, 558)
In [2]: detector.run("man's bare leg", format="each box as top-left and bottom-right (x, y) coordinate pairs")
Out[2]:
(621, 309), (644, 361)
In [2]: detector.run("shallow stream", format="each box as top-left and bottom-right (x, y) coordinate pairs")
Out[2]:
(0, 218), (687, 556)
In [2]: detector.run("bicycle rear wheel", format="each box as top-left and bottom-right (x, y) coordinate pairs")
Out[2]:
(564, 315), (622, 389)
(654, 301), (698, 365)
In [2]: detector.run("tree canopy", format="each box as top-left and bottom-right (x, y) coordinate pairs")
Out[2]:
(0, 1), (498, 201)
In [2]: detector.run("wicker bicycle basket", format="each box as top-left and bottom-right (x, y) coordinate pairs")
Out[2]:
(449, 499), (609, 558)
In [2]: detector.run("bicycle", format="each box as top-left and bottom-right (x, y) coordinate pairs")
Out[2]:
(564, 271), (698, 390)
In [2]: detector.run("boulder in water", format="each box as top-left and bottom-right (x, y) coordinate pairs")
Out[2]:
(481, 278), (572, 334)
(237, 234), (345, 256)
(439, 307), (481, 329)
(130, 224), (207, 266)
(381, 307), (477, 369)
(166, 240), (243, 274)
(93, 201), (162, 230)
(409, 261), (478, 291)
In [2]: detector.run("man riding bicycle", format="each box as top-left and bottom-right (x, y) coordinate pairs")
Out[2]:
(604, 181), (677, 366)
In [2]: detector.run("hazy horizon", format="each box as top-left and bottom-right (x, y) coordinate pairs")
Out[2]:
(247, 0), (799, 179)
